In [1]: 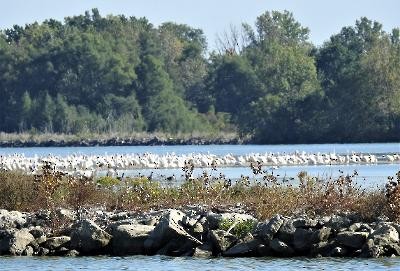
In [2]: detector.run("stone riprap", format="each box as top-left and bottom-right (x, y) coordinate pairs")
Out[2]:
(0, 207), (400, 258)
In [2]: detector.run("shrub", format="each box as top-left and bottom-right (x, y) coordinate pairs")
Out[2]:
(219, 218), (257, 238)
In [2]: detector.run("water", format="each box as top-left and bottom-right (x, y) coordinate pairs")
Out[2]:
(121, 163), (398, 188)
(1, 256), (400, 271)
(1, 142), (399, 157)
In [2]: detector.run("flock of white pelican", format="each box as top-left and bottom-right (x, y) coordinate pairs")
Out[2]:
(0, 151), (399, 178)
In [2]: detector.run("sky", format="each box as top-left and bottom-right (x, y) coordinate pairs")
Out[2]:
(0, 0), (399, 50)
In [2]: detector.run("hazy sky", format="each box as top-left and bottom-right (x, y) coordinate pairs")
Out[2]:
(1, 0), (399, 49)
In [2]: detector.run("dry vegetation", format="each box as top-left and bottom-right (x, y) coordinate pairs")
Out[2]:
(0, 162), (398, 222)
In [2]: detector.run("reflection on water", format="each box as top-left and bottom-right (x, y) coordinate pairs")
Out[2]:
(1, 256), (400, 271)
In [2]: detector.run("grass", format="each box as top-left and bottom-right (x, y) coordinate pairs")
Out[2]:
(0, 163), (399, 223)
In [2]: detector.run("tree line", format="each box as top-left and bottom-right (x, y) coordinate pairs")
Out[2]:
(0, 9), (399, 143)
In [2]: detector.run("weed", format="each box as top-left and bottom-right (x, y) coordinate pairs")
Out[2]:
(219, 218), (257, 238)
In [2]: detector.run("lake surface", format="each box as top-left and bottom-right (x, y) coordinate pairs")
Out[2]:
(1, 256), (400, 271)
(1, 142), (400, 157)
(120, 163), (399, 188)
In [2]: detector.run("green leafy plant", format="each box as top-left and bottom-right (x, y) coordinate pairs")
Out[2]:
(219, 218), (257, 238)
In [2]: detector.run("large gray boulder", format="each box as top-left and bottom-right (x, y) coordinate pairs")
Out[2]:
(312, 227), (332, 243)
(276, 219), (296, 244)
(144, 209), (202, 255)
(44, 236), (71, 250)
(258, 215), (284, 242)
(112, 224), (154, 255)
(209, 229), (237, 253)
(269, 238), (294, 256)
(0, 210), (27, 230)
(293, 228), (314, 251)
(370, 224), (399, 243)
(0, 229), (34, 255)
(70, 219), (112, 254)
(292, 217), (318, 228)
(310, 241), (337, 257)
(361, 237), (400, 258)
(29, 226), (47, 245)
(292, 227), (331, 253)
(325, 215), (352, 231)
(336, 231), (369, 249)
(223, 235), (262, 257)
(361, 224), (400, 257)
(348, 223), (373, 233)
(193, 246), (213, 257)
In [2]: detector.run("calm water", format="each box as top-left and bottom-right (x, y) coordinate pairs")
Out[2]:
(121, 163), (399, 188)
(1, 256), (400, 271)
(1, 143), (400, 157)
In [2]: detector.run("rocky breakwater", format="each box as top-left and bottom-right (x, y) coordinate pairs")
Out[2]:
(1, 207), (400, 258)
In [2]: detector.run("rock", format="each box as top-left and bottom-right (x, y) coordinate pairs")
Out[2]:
(37, 247), (50, 256)
(70, 219), (112, 254)
(370, 224), (399, 243)
(293, 228), (314, 251)
(29, 227), (47, 245)
(258, 215), (284, 241)
(325, 215), (352, 231)
(0, 210), (27, 230)
(310, 241), (336, 257)
(276, 219), (296, 244)
(22, 246), (34, 256)
(182, 216), (198, 228)
(269, 238), (294, 256)
(256, 243), (273, 256)
(110, 212), (129, 221)
(360, 223), (400, 258)
(29, 227), (45, 239)
(44, 236), (71, 250)
(112, 224), (154, 255)
(223, 238), (262, 257)
(144, 210), (202, 255)
(53, 246), (70, 256)
(336, 231), (368, 249)
(292, 217), (318, 228)
(142, 217), (159, 227)
(193, 243), (213, 257)
(330, 246), (348, 257)
(55, 208), (76, 221)
(106, 219), (139, 235)
(0, 229), (35, 255)
(209, 230), (237, 253)
(192, 222), (204, 234)
(312, 227), (331, 243)
(65, 249), (80, 257)
(349, 223), (373, 233)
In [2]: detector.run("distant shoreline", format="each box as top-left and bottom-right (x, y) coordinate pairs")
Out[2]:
(0, 133), (397, 147)
(0, 132), (246, 147)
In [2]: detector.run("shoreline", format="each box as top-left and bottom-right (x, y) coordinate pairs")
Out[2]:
(1, 207), (400, 258)
(0, 133), (245, 147)
(0, 133), (398, 148)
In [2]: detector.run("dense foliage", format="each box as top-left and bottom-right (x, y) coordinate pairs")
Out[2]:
(0, 9), (399, 143)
